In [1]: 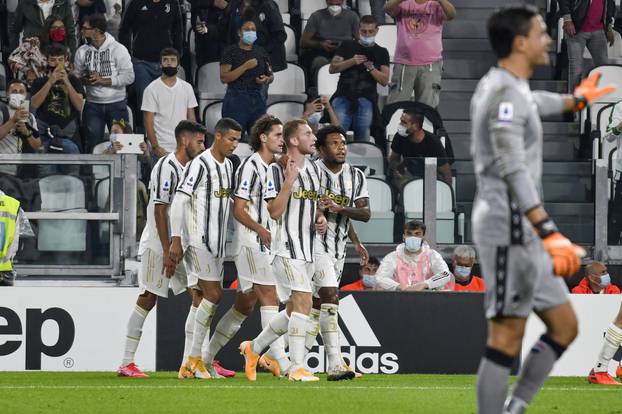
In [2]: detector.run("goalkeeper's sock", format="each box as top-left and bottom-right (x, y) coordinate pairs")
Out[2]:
(190, 299), (218, 357)
(252, 309), (289, 354)
(476, 347), (513, 414)
(304, 308), (321, 352)
(320, 303), (341, 372)
(182, 305), (197, 362)
(505, 335), (566, 413)
(203, 307), (246, 363)
(594, 323), (622, 372)
(122, 305), (149, 366)
(288, 312), (310, 372)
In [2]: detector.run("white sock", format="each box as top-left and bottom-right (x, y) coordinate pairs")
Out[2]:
(190, 299), (218, 357)
(122, 305), (149, 366)
(183, 306), (197, 362)
(201, 328), (210, 361)
(595, 323), (622, 372)
(204, 308), (247, 363)
(320, 303), (341, 372)
(261, 306), (291, 373)
(288, 312), (310, 372)
(304, 308), (321, 352)
(252, 309), (289, 354)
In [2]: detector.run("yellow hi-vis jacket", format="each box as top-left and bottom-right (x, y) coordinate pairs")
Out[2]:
(0, 194), (20, 271)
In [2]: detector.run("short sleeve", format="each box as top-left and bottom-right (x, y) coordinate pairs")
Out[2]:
(221, 46), (235, 66)
(141, 83), (158, 112)
(177, 158), (204, 196)
(29, 77), (47, 95)
(304, 12), (320, 33)
(153, 162), (176, 205)
(70, 75), (85, 95)
(185, 82), (198, 108)
(431, 135), (449, 165)
(234, 162), (256, 201)
(353, 168), (369, 201)
(377, 46), (390, 68)
(391, 134), (405, 155)
(334, 40), (350, 59)
(264, 164), (281, 200)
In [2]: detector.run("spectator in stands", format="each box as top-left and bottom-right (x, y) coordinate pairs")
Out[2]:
(119, 0), (183, 117)
(191, 0), (229, 66)
(302, 95), (341, 133)
(384, 0), (456, 108)
(74, 14), (134, 152)
(370, 0), (386, 24)
(340, 257), (381, 290)
(220, 17), (273, 135)
(559, 0), (616, 93)
(301, 0), (359, 90)
(8, 37), (48, 87)
(572, 261), (621, 294)
(142, 48), (198, 158)
(76, 0), (107, 30)
(374, 220), (452, 291)
(388, 108), (451, 188)
(604, 99), (622, 243)
(451, 245), (485, 293)
(40, 15), (74, 56)
(31, 44), (84, 142)
(11, 0), (76, 53)
(329, 15), (390, 142)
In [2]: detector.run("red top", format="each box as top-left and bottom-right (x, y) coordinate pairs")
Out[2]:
(453, 276), (486, 292)
(571, 277), (621, 294)
(340, 280), (366, 291)
(582, 0), (605, 32)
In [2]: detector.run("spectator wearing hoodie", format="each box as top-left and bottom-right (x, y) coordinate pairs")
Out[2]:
(11, 0), (76, 53)
(119, 0), (183, 117)
(74, 14), (134, 151)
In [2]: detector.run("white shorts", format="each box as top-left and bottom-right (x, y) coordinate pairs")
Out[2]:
(184, 245), (225, 287)
(312, 254), (345, 297)
(234, 246), (276, 293)
(139, 248), (188, 298)
(273, 256), (314, 303)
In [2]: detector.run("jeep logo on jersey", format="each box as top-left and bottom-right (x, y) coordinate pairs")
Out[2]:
(305, 295), (399, 374)
(213, 188), (231, 198)
(322, 190), (350, 207)
(293, 188), (318, 201)
(0, 307), (75, 370)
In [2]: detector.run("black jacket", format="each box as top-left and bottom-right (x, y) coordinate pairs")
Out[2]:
(558, 0), (616, 32)
(12, 0), (76, 53)
(189, 0), (228, 66)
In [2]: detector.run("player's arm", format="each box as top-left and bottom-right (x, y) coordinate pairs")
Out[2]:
(348, 224), (368, 264)
(315, 207), (327, 235)
(537, 72), (616, 115)
(384, 0), (404, 18)
(169, 162), (202, 263)
(233, 196), (271, 248)
(267, 161), (298, 220)
(320, 196), (370, 222)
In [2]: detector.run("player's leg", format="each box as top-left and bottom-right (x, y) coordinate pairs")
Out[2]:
(256, 283), (292, 377)
(304, 298), (321, 358)
(590, 302), (622, 385)
(118, 291), (157, 377)
(318, 286), (353, 381)
(178, 287), (202, 379)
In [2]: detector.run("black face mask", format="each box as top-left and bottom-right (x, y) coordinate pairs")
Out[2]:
(48, 64), (57, 73)
(162, 66), (178, 77)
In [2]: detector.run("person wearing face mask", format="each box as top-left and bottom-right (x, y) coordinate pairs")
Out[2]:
(571, 261), (620, 294)
(220, 16), (273, 135)
(301, 0), (360, 90)
(451, 245), (486, 293)
(141, 48), (198, 158)
(387, 108), (452, 189)
(11, 0), (76, 53)
(328, 15), (390, 142)
(374, 220), (452, 292)
(40, 16), (75, 55)
(341, 257), (381, 290)
(302, 95), (340, 133)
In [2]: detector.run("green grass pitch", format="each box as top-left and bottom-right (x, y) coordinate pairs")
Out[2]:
(0, 373), (619, 413)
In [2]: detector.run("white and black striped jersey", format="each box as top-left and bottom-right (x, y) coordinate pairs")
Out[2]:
(138, 152), (185, 256)
(264, 158), (321, 262)
(176, 149), (234, 257)
(314, 161), (369, 259)
(232, 152), (271, 254)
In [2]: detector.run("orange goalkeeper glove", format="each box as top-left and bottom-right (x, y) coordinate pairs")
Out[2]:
(573, 72), (616, 111)
(535, 218), (585, 278)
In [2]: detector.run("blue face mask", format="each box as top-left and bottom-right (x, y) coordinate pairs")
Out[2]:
(307, 111), (322, 125)
(242, 31), (257, 45)
(599, 274), (611, 288)
(360, 36), (375, 46)
(404, 236), (423, 252)
(454, 266), (472, 279)
(362, 274), (376, 288)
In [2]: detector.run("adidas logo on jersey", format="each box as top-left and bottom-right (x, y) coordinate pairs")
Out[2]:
(292, 188), (318, 201)
(305, 295), (399, 374)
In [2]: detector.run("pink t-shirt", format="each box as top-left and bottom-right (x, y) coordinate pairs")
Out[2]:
(395, 0), (446, 66)
(581, 0), (604, 32)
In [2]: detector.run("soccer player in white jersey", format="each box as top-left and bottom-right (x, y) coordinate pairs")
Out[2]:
(169, 117), (241, 379)
(240, 119), (327, 382)
(117, 120), (206, 378)
(307, 125), (370, 381)
(199, 114), (292, 378)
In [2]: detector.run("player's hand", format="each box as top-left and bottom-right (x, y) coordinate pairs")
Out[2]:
(162, 252), (177, 278)
(542, 232), (585, 277)
(319, 194), (342, 213)
(354, 242), (368, 265)
(573, 72), (616, 111)
(563, 20), (576, 37)
(283, 159), (299, 186)
(315, 215), (327, 234)
(257, 226), (271, 249)
(169, 237), (184, 264)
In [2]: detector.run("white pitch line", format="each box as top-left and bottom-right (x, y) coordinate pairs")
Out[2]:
(0, 385), (618, 392)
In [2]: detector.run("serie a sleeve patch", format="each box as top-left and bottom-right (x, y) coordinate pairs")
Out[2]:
(498, 102), (514, 122)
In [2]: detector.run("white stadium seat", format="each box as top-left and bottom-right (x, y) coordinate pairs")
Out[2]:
(300, 0), (325, 19)
(284, 24), (298, 62)
(317, 64), (339, 97)
(346, 142), (386, 179)
(204, 101), (223, 132)
(233, 142), (253, 160)
(375, 24), (397, 61)
(267, 101), (304, 122)
(354, 177), (395, 243)
(270, 63), (306, 94)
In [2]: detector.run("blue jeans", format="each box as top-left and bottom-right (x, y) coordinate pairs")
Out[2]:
(221, 88), (267, 135)
(332, 96), (373, 142)
(133, 59), (161, 113)
(82, 100), (129, 152)
(39, 136), (81, 176)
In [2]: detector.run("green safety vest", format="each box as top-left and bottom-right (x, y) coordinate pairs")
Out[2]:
(0, 194), (20, 271)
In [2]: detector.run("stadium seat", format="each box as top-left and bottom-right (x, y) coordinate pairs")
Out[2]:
(354, 177), (395, 243)
(375, 25), (397, 61)
(402, 179), (464, 244)
(608, 148), (620, 199)
(266, 100), (304, 122)
(203, 100), (223, 132)
(274, 0), (288, 13)
(346, 142), (386, 179)
(197, 62), (226, 121)
(300, 0), (325, 19)
(594, 103), (615, 159)
(126, 105), (134, 130)
(284, 24), (298, 62)
(233, 142), (253, 160)
(317, 64), (339, 96)
(587, 65), (622, 103)
(38, 175), (87, 252)
(270, 63), (306, 95)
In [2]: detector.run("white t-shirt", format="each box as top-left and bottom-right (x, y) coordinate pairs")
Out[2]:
(37, 0), (55, 19)
(141, 77), (198, 153)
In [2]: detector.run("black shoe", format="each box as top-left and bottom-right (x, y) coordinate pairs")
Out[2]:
(327, 369), (355, 381)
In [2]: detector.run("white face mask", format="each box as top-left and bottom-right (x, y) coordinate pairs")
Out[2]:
(8, 93), (26, 109)
(404, 236), (423, 252)
(396, 124), (408, 136)
(328, 5), (342, 16)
